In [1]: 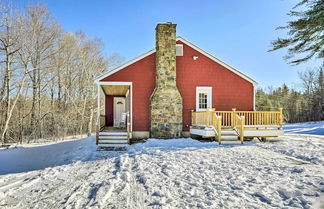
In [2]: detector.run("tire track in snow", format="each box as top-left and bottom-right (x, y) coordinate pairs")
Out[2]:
(0, 159), (118, 209)
(102, 152), (147, 209)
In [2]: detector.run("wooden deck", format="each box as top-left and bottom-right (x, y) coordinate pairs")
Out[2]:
(190, 108), (284, 143)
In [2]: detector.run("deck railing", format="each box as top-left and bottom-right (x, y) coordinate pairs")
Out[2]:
(236, 109), (282, 127)
(100, 114), (105, 128)
(191, 110), (207, 126)
(96, 114), (106, 145)
(191, 108), (283, 129)
(214, 111), (234, 127)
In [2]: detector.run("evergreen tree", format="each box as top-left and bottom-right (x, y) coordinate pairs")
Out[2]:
(269, 0), (324, 65)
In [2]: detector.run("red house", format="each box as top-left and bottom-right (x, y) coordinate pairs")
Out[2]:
(94, 23), (283, 146)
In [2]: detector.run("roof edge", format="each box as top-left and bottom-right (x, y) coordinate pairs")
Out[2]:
(94, 37), (258, 86)
(176, 36), (258, 85)
(94, 48), (156, 83)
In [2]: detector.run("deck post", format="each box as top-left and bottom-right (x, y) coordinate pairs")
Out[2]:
(278, 108), (283, 129)
(96, 84), (100, 145)
(206, 109), (210, 126)
(253, 110), (256, 125)
(96, 124), (99, 145)
(240, 116), (245, 144)
(217, 116), (222, 144)
(191, 110), (194, 126)
(232, 108), (236, 127)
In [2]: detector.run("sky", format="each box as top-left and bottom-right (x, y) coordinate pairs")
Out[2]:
(14, 0), (318, 89)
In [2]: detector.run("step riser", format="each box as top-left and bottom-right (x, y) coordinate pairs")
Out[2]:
(99, 132), (128, 136)
(97, 144), (129, 147)
(98, 140), (128, 144)
(99, 136), (128, 140)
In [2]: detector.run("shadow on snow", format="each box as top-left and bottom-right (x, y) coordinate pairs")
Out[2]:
(0, 136), (258, 175)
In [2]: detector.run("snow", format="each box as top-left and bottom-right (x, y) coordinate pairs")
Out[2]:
(0, 128), (324, 208)
(284, 121), (324, 135)
(0, 137), (97, 175)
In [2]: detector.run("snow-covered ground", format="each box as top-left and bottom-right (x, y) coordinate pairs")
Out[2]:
(0, 124), (323, 208)
(284, 121), (324, 135)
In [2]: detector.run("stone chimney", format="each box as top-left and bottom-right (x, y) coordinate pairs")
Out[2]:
(150, 22), (183, 138)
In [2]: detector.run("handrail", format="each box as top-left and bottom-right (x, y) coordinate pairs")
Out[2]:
(100, 114), (105, 128)
(96, 114), (106, 145)
(96, 114), (100, 145)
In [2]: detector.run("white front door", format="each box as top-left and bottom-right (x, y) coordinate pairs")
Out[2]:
(114, 97), (126, 127)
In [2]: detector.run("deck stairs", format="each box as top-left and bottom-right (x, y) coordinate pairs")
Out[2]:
(219, 128), (243, 143)
(190, 125), (244, 144)
(221, 128), (238, 137)
(97, 131), (130, 146)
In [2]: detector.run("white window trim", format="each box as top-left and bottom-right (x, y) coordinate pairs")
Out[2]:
(196, 86), (212, 111)
(176, 44), (183, 56)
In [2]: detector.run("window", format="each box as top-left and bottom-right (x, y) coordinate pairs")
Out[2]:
(199, 92), (208, 109)
(176, 44), (183, 56)
(196, 87), (212, 111)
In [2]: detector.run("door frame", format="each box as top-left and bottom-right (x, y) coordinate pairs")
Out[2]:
(97, 81), (133, 131)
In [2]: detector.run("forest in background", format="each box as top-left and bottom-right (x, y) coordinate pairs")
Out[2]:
(0, 4), (127, 144)
(256, 68), (324, 123)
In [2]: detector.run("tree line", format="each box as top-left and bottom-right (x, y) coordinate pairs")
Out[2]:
(256, 68), (324, 123)
(0, 4), (111, 144)
(0, 1), (323, 145)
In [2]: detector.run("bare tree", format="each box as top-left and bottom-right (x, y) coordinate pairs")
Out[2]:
(21, 4), (61, 140)
(0, 3), (109, 144)
(107, 53), (125, 70)
(0, 3), (22, 143)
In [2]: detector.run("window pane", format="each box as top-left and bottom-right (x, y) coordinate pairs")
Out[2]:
(197, 90), (210, 110)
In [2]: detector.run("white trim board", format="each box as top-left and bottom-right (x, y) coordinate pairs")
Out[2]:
(94, 37), (258, 86)
(253, 86), (256, 110)
(196, 86), (212, 111)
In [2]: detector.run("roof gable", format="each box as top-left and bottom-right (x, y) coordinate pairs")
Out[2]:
(95, 37), (258, 85)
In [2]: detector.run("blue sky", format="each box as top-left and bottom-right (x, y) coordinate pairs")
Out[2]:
(15, 0), (317, 89)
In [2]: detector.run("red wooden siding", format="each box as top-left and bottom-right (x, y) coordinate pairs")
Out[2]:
(176, 40), (254, 131)
(101, 42), (254, 132)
